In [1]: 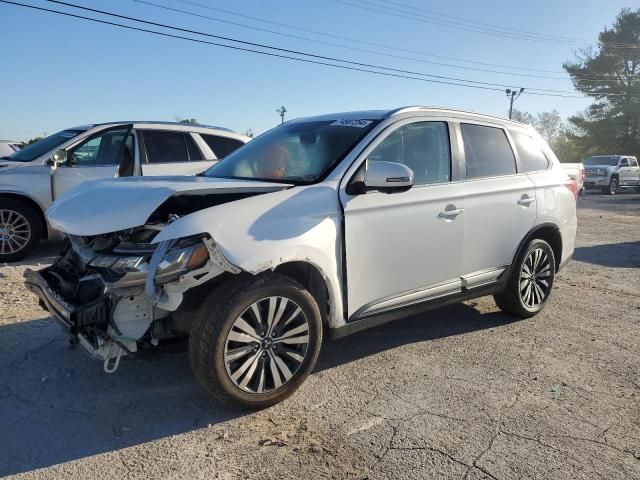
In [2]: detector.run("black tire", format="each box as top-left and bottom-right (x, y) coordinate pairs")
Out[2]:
(493, 239), (556, 318)
(189, 272), (323, 410)
(607, 176), (619, 195)
(0, 199), (42, 263)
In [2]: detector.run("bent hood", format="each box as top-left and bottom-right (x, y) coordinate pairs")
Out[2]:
(47, 176), (292, 236)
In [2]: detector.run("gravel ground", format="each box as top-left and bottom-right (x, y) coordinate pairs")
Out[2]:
(1, 193), (639, 480)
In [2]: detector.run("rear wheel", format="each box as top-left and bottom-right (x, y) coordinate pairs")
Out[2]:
(189, 273), (323, 409)
(0, 199), (42, 263)
(494, 239), (555, 318)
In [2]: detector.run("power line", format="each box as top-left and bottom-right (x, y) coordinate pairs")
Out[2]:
(42, 0), (591, 96)
(131, 0), (626, 84)
(335, 0), (640, 49)
(371, 0), (640, 49)
(0, 1), (631, 99)
(171, 0), (639, 80)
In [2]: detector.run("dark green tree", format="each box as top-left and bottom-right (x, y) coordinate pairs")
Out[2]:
(564, 8), (640, 156)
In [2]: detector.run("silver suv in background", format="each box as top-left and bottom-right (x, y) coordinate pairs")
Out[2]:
(583, 155), (640, 195)
(0, 122), (249, 261)
(25, 107), (577, 409)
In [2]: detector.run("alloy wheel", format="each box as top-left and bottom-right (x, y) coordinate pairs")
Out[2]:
(519, 248), (552, 309)
(224, 296), (310, 394)
(610, 178), (618, 195)
(0, 209), (31, 256)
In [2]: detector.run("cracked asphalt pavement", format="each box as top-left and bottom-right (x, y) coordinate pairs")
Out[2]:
(1, 193), (639, 479)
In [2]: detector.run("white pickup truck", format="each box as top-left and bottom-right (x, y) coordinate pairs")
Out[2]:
(561, 163), (585, 195)
(582, 155), (640, 195)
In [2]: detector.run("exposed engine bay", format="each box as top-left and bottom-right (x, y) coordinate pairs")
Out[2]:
(24, 195), (251, 373)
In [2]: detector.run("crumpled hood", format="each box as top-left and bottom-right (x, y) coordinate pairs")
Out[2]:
(0, 160), (25, 172)
(47, 176), (292, 236)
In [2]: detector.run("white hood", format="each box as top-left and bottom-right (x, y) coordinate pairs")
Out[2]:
(47, 176), (291, 236)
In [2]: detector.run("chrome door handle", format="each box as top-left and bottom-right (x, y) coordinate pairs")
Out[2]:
(517, 197), (535, 206)
(438, 208), (464, 218)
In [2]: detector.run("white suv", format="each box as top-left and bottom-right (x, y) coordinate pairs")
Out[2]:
(25, 107), (577, 408)
(0, 122), (249, 261)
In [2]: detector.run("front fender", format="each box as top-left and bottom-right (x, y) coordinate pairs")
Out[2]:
(153, 184), (347, 328)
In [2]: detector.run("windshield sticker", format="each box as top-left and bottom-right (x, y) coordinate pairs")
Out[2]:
(331, 119), (373, 128)
(60, 132), (78, 138)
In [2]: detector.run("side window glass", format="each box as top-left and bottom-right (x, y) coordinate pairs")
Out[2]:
(202, 135), (245, 159)
(511, 131), (549, 172)
(70, 128), (130, 166)
(185, 134), (203, 161)
(368, 122), (451, 186)
(461, 123), (516, 179)
(143, 131), (189, 163)
(619, 158), (630, 167)
(630, 159), (638, 167)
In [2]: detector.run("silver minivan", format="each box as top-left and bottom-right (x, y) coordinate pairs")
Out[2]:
(0, 122), (249, 261)
(26, 107), (577, 409)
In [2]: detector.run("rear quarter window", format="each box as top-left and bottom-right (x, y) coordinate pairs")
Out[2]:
(460, 123), (516, 179)
(201, 134), (245, 159)
(511, 130), (549, 172)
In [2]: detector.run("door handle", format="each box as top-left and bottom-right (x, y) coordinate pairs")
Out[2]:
(438, 208), (464, 219)
(517, 196), (535, 206)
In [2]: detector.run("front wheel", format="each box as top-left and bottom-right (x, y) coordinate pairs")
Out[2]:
(607, 176), (619, 195)
(189, 273), (323, 409)
(494, 239), (556, 318)
(0, 199), (42, 263)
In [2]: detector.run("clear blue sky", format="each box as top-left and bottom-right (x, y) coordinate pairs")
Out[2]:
(0, 0), (635, 141)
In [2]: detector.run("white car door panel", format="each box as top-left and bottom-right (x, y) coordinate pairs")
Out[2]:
(462, 175), (536, 275)
(52, 126), (133, 200)
(458, 122), (537, 276)
(341, 120), (464, 319)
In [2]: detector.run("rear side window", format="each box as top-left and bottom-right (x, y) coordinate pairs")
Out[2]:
(142, 131), (189, 163)
(461, 123), (516, 179)
(511, 131), (549, 172)
(630, 158), (639, 167)
(201, 134), (245, 159)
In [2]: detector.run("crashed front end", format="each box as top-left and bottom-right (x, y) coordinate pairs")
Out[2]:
(24, 225), (238, 373)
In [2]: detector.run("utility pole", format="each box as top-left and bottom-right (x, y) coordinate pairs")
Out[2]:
(506, 88), (525, 119)
(276, 106), (287, 124)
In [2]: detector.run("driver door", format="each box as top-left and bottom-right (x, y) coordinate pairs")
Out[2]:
(340, 120), (465, 320)
(52, 125), (134, 200)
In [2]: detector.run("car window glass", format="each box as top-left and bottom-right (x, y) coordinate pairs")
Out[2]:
(619, 158), (630, 167)
(630, 158), (638, 167)
(368, 122), (451, 185)
(511, 131), (549, 172)
(185, 134), (203, 161)
(143, 131), (189, 163)
(201, 135), (245, 159)
(461, 123), (516, 179)
(70, 128), (131, 166)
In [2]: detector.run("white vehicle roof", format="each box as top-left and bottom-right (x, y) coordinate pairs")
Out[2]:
(292, 106), (529, 129)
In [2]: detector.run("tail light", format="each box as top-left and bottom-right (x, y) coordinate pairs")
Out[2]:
(565, 179), (579, 200)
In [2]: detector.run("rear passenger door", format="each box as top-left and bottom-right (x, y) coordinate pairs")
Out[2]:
(139, 130), (213, 176)
(459, 123), (537, 284)
(627, 157), (640, 185)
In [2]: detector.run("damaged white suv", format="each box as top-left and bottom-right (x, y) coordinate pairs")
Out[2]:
(25, 107), (577, 408)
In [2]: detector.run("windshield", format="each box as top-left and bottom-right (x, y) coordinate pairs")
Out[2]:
(583, 156), (619, 166)
(5, 129), (85, 162)
(203, 119), (380, 183)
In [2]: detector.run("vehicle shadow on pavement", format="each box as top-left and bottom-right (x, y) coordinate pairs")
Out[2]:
(0, 302), (515, 476)
(573, 241), (640, 268)
(317, 302), (517, 371)
(0, 318), (240, 476)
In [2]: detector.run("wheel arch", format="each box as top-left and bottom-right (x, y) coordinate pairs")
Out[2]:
(0, 192), (48, 239)
(273, 261), (332, 328)
(513, 223), (562, 272)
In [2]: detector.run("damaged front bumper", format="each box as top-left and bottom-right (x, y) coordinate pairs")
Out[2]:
(24, 235), (241, 373)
